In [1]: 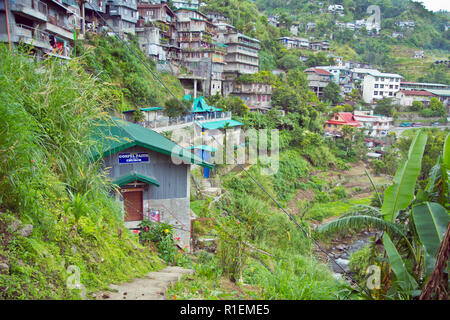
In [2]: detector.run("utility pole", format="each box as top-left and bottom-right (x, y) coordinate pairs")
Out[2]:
(4, 0), (11, 50)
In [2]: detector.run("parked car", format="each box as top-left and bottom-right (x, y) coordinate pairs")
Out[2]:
(412, 122), (423, 127)
(431, 122), (440, 127)
(400, 122), (412, 127)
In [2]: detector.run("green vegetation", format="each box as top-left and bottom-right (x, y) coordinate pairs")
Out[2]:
(0, 46), (163, 299)
(319, 130), (449, 299)
(77, 33), (184, 111)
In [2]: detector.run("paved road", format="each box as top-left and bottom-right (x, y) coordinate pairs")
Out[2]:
(390, 125), (449, 134)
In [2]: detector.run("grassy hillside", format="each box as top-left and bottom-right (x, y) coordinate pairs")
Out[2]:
(0, 45), (163, 299)
(77, 33), (184, 111)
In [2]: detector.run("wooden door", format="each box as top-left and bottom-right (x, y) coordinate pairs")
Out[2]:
(123, 191), (143, 221)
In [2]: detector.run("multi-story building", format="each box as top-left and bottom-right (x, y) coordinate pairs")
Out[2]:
(0, 0), (80, 59)
(171, 0), (199, 10)
(400, 81), (450, 91)
(324, 112), (361, 135)
(309, 40), (329, 51)
(103, 0), (139, 35)
(175, 8), (226, 96)
(316, 66), (353, 95)
(136, 2), (178, 61)
(353, 110), (393, 137)
(216, 22), (260, 78)
(361, 71), (403, 103)
(304, 67), (333, 98)
(223, 81), (272, 111)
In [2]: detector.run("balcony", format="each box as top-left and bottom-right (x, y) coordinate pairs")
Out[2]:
(10, 24), (52, 50)
(45, 15), (73, 39)
(10, 0), (48, 22)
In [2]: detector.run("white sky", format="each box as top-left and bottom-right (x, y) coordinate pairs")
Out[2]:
(412, 0), (450, 12)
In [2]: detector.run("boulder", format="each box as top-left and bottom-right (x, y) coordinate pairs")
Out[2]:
(18, 224), (33, 237)
(9, 219), (22, 233)
(0, 262), (9, 274)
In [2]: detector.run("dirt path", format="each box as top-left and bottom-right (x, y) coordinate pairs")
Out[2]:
(97, 266), (193, 300)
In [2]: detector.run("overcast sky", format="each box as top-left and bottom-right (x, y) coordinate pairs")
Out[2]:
(412, 0), (450, 12)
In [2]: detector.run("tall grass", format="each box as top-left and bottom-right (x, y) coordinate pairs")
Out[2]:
(0, 45), (162, 299)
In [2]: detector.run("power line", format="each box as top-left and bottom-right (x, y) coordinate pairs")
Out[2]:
(83, 4), (373, 299)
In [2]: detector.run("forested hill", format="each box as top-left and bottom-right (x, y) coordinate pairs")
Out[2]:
(201, 0), (449, 81)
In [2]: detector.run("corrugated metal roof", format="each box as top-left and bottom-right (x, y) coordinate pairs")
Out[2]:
(425, 89), (450, 96)
(91, 117), (214, 169)
(200, 119), (243, 130)
(113, 171), (160, 187)
(192, 96), (222, 112)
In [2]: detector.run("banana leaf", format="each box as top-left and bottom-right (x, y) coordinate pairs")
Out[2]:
(381, 130), (427, 222)
(412, 202), (449, 258)
(382, 233), (418, 292)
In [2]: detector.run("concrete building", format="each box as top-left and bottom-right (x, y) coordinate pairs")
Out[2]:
(216, 22), (260, 78)
(175, 8), (226, 96)
(361, 71), (402, 103)
(0, 0), (81, 59)
(95, 117), (213, 251)
(223, 81), (272, 112)
(353, 110), (393, 137)
(171, 0), (199, 10)
(324, 112), (361, 135)
(316, 65), (353, 95)
(394, 90), (435, 109)
(136, 2), (179, 61)
(103, 0), (139, 35)
(400, 81), (450, 91)
(304, 67), (333, 98)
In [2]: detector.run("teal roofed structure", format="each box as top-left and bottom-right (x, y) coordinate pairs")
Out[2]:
(199, 119), (243, 130)
(181, 95), (222, 113)
(91, 117), (214, 169)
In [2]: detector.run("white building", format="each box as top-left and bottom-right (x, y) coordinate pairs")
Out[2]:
(361, 71), (403, 103)
(353, 110), (393, 137)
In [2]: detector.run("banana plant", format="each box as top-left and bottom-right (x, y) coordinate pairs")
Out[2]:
(319, 130), (450, 297)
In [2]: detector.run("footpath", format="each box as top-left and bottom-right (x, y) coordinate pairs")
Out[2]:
(97, 266), (192, 300)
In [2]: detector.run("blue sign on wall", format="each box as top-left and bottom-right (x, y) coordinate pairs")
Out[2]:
(118, 153), (149, 164)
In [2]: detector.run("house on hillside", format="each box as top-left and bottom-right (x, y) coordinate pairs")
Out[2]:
(324, 112), (361, 135)
(394, 90), (435, 109)
(305, 68), (333, 98)
(353, 110), (393, 137)
(93, 117), (213, 251)
(122, 107), (164, 125)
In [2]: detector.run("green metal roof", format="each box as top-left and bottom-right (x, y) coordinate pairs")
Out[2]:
(425, 89), (450, 97)
(192, 96), (222, 113)
(113, 171), (160, 187)
(91, 117), (214, 169)
(200, 119), (243, 130)
(122, 107), (163, 114)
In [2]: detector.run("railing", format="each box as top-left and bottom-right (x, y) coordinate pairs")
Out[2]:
(12, 24), (49, 44)
(11, 0), (48, 17)
(12, 24), (72, 58)
(48, 15), (71, 31)
(133, 111), (232, 130)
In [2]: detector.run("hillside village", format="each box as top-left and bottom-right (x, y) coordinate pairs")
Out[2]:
(0, 0), (449, 303)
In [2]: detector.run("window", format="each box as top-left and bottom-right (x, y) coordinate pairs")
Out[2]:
(374, 91), (378, 95)
(389, 92), (393, 96)
(375, 84), (378, 88)
(380, 84), (384, 88)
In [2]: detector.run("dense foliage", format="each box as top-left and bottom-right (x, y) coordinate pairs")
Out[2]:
(0, 46), (162, 299)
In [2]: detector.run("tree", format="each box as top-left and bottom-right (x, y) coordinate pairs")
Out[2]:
(374, 98), (396, 116)
(322, 81), (342, 105)
(163, 97), (189, 117)
(410, 100), (423, 112)
(319, 131), (450, 299)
